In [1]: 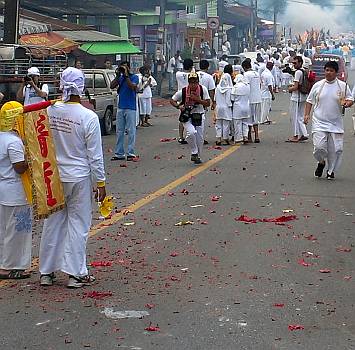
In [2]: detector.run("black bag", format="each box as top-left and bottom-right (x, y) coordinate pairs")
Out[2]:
(191, 113), (202, 126)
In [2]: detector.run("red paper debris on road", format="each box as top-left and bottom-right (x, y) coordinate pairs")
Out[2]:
(288, 324), (305, 331)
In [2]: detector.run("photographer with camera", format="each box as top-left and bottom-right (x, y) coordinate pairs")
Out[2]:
(170, 72), (211, 164)
(16, 67), (48, 106)
(110, 61), (139, 161)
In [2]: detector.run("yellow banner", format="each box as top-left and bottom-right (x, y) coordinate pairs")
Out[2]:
(23, 109), (65, 219)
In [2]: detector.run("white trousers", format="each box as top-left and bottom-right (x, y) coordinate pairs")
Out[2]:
(290, 100), (308, 137)
(138, 97), (152, 116)
(184, 117), (205, 156)
(0, 205), (32, 270)
(249, 103), (262, 126)
(233, 119), (249, 141)
(215, 119), (231, 139)
(313, 131), (343, 174)
(39, 178), (92, 277)
(260, 98), (272, 124)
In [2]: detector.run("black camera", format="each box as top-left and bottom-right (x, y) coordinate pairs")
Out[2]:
(24, 75), (32, 82)
(179, 105), (193, 123)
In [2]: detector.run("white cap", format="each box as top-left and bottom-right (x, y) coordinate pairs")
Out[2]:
(27, 67), (40, 76)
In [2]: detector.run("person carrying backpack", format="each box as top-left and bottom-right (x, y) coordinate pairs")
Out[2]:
(170, 72), (211, 164)
(287, 56), (310, 143)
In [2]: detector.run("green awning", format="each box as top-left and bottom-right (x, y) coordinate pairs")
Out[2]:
(79, 41), (141, 55)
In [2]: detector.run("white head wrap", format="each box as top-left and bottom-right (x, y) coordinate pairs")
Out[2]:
(60, 67), (85, 102)
(232, 74), (250, 96)
(217, 73), (233, 94)
(28, 67), (40, 76)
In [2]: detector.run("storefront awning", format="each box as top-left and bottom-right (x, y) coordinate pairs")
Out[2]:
(19, 32), (78, 53)
(79, 41), (141, 55)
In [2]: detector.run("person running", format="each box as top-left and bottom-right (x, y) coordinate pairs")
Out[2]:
(39, 67), (106, 288)
(304, 61), (353, 179)
(260, 62), (275, 124)
(0, 102), (32, 280)
(287, 55), (309, 143)
(242, 59), (262, 143)
(214, 65), (233, 145)
(171, 72), (210, 164)
(176, 59), (194, 144)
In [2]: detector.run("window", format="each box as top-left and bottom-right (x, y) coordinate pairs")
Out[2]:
(187, 5), (196, 14)
(94, 74), (106, 88)
(84, 73), (93, 89)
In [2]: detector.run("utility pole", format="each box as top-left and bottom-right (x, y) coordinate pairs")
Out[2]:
(273, 3), (278, 44)
(250, 0), (255, 50)
(159, 0), (166, 57)
(4, 0), (20, 44)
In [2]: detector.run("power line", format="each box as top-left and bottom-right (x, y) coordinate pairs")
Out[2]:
(286, 0), (355, 6)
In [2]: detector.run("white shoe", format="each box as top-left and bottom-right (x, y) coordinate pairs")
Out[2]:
(67, 275), (96, 289)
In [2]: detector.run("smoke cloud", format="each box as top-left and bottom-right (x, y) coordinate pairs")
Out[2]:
(281, 0), (350, 33)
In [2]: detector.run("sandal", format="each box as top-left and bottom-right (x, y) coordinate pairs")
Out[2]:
(0, 270), (31, 280)
(285, 139), (299, 143)
(254, 138), (260, 143)
(215, 141), (222, 146)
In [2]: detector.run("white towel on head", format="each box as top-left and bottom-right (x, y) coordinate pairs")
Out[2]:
(60, 67), (85, 102)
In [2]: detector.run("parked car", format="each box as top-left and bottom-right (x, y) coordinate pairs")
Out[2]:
(311, 54), (348, 82)
(82, 69), (117, 135)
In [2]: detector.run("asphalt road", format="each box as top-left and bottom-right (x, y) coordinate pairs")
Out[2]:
(1, 71), (355, 350)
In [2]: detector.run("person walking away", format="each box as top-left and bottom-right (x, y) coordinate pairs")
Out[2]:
(304, 61), (353, 179)
(231, 74), (250, 144)
(39, 67), (106, 288)
(0, 103), (32, 280)
(137, 66), (157, 127)
(170, 72), (210, 164)
(176, 59), (194, 144)
(16, 67), (48, 106)
(214, 66), (233, 145)
(198, 60), (216, 144)
(287, 56), (309, 143)
(110, 61), (139, 161)
(242, 59), (262, 143)
(260, 62), (275, 124)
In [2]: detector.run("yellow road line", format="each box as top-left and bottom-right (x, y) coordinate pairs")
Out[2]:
(89, 144), (240, 237)
(0, 144), (240, 288)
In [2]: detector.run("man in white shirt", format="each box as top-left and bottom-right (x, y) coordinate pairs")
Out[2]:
(171, 72), (210, 164)
(167, 53), (178, 92)
(0, 102), (31, 280)
(304, 61), (353, 179)
(198, 60), (216, 144)
(218, 55), (229, 72)
(260, 62), (275, 124)
(16, 67), (48, 106)
(39, 67), (106, 288)
(176, 59), (194, 144)
(242, 59), (262, 143)
(287, 56), (309, 142)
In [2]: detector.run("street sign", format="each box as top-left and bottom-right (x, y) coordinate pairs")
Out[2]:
(208, 17), (220, 30)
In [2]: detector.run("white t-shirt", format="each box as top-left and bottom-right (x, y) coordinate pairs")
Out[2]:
(244, 70), (262, 104)
(176, 56), (183, 70)
(290, 69), (307, 102)
(176, 71), (190, 91)
(172, 85), (210, 114)
(260, 69), (274, 99)
(47, 102), (106, 183)
(232, 64), (243, 74)
(167, 57), (176, 73)
(197, 71), (216, 91)
(138, 74), (157, 99)
(218, 60), (228, 72)
(0, 131), (27, 206)
(23, 84), (49, 106)
(307, 79), (353, 133)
